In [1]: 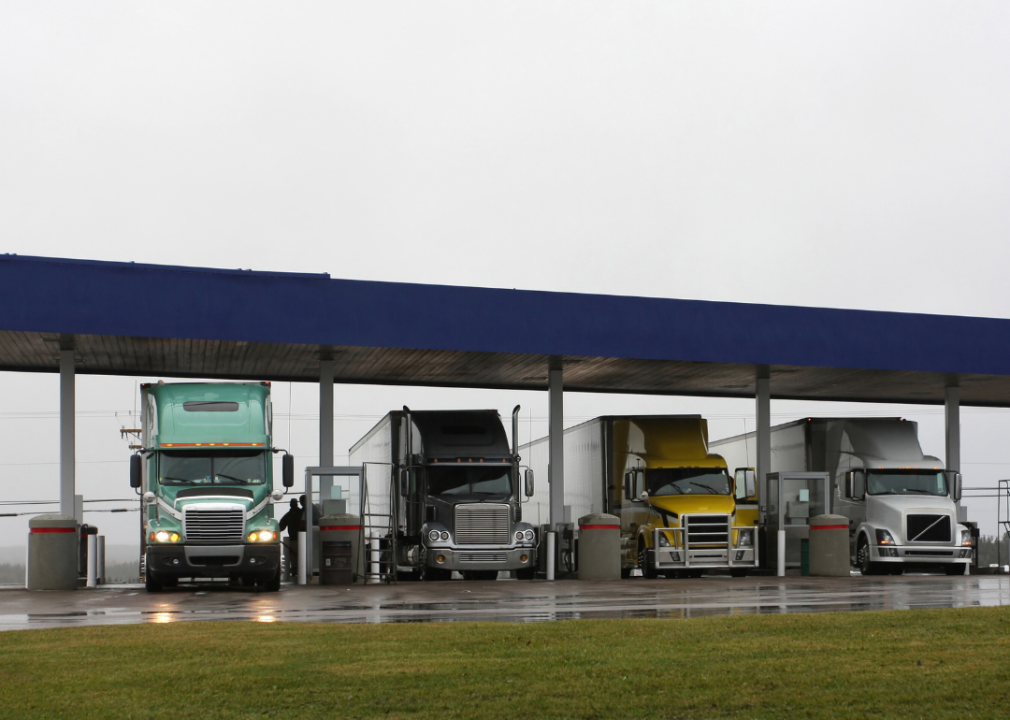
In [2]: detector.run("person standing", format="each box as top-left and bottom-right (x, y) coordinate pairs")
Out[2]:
(278, 498), (303, 579)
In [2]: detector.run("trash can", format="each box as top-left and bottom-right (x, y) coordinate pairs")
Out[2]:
(27, 514), (78, 591)
(577, 513), (621, 581)
(318, 514), (364, 585)
(809, 514), (850, 577)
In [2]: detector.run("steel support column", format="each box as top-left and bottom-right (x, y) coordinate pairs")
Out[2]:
(946, 385), (963, 520)
(319, 360), (334, 501)
(59, 349), (75, 518)
(548, 363), (564, 529)
(756, 370), (771, 523)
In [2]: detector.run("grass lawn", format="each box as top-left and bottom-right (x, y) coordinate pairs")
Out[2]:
(0, 607), (1008, 719)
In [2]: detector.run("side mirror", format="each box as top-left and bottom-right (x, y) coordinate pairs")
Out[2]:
(847, 470), (865, 501)
(734, 468), (756, 500)
(282, 453), (294, 488)
(130, 454), (143, 489)
(623, 471), (633, 501)
(948, 471), (962, 502)
(400, 469), (410, 497)
(524, 469), (534, 497)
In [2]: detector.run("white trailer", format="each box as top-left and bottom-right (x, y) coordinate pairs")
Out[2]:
(711, 418), (972, 575)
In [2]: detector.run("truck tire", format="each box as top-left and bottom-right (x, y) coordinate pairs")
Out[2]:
(145, 571), (164, 593)
(516, 567), (537, 580)
(638, 540), (657, 579)
(944, 563), (968, 576)
(857, 536), (884, 576)
(730, 569), (748, 578)
(262, 567), (281, 592)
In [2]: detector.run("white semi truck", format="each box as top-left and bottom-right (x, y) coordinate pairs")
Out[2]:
(711, 418), (972, 575)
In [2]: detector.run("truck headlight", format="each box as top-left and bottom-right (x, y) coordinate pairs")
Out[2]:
(961, 530), (973, 546)
(248, 530), (276, 543)
(428, 530), (440, 542)
(150, 530), (180, 543)
(515, 531), (524, 541)
(440, 531), (450, 541)
(658, 533), (672, 547)
(736, 529), (753, 548)
(524, 530), (535, 542)
(875, 529), (896, 546)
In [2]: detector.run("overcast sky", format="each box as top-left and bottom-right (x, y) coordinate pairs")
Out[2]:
(2, 3), (1009, 557)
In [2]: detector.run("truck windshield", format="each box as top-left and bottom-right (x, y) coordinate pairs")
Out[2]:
(866, 470), (947, 496)
(647, 467), (731, 496)
(428, 466), (511, 496)
(159, 450), (267, 486)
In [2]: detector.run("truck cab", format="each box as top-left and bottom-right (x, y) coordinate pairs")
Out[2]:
(132, 382), (291, 591)
(841, 465), (971, 575)
(615, 418), (758, 578)
(351, 408), (538, 581)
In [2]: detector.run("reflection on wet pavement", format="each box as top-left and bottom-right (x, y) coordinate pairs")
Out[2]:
(0, 574), (1007, 631)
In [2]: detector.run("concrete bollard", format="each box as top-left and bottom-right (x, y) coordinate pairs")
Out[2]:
(28, 514), (78, 591)
(809, 514), (851, 577)
(86, 534), (97, 587)
(577, 513), (621, 581)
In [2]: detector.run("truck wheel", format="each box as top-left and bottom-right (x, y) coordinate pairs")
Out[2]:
(620, 567), (632, 579)
(516, 567), (537, 580)
(638, 541), (657, 579)
(145, 572), (164, 592)
(730, 569), (748, 578)
(889, 564), (904, 576)
(857, 536), (883, 576)
(944, 563), (968, 576)
(262, 567), (281, 592)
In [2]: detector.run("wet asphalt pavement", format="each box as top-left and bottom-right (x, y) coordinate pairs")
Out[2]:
(1, 573), (1008, 631)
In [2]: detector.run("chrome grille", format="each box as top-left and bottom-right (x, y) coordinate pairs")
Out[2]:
(183, 506), (245, 544)
(907, 514), (951, 543)
(459, 552), (508, 563)
(685, 515), (729, 547)
(454, 504), (510, 544)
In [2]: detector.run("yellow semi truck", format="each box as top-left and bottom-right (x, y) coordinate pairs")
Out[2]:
(522, 416), (758, 578)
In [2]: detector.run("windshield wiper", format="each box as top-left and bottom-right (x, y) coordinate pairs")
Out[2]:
(215, 473), (248, 484)
(162, 476), (199, 483)
(901, 488), (931, 494)
(690, 482), (719, 493)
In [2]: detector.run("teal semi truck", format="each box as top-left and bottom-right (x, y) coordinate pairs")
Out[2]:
(130, 382), (293, 592)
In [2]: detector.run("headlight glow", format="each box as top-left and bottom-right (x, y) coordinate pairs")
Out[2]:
(258, 530), (275, 542)
(169, 532), (180, 543)
(154, 530), (170, 543)
(961, 530), (973, 546)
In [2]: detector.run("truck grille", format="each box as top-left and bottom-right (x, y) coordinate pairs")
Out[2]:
(454, 504), (510, 544)
(183, 506), (245, 544)
(459, 552), (508, 563)
(907, 514), (951, 543)
(685, 515), (729, 547)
